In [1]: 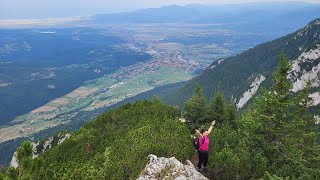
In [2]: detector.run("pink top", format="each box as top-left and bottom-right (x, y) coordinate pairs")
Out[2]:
(199, 136), (209, 151)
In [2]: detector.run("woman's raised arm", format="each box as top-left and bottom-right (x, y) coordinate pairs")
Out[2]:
(207, 120), (216, 134)
(195, 129), (203, 138)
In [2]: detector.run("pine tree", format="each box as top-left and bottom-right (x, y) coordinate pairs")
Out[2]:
(273, 52), (292, 99)
(226, 102), (237, 129)
(208, 83), (228, 127)
(184, 84), (207, 128)
(16, 141), (33, 179)
(240, 52), (320, 178)
(5, 166), (18, 180)
(292, 81), (320, 178)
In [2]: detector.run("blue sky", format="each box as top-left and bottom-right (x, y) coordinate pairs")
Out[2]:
(0, 0), (319, 19)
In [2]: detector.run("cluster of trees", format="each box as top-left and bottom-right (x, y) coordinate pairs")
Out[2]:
(184, 83), (236, 129)
(1, 99), (194, 179)
(0, 141), (45, 180)
(185, 52), (320, 179)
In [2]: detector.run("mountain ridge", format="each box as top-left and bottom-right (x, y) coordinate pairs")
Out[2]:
(90, 2), (320, 33)
(162, 18), (320, 114)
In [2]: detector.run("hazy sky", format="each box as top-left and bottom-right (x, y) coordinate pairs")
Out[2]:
(0, 0), (319, 19)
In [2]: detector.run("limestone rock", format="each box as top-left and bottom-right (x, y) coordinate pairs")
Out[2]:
(137, 154), (208, 180)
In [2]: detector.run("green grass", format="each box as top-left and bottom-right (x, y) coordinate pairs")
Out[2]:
(109, 67), (193, 96)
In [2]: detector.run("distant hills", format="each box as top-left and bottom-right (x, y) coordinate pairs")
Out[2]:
(91, 2), (320, 32)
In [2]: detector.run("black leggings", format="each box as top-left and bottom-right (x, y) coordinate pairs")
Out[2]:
(198, 150), (209, 169)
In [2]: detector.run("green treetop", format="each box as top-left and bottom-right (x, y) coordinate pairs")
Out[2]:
(184, 84), (208, 128)
(208, 83), (228, 127)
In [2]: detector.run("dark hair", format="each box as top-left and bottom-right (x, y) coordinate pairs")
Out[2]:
(201, 129), (208, 134)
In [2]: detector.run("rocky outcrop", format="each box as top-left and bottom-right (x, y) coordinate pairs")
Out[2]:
(58, 132), (71, 145)
(309, 92), (320, 106)
(288, 46), (320, 92)
(315, 115), (320, 124)
(237, 75), (266, 109)
(10, 152), (18, 168)
(10, 132), (71, 168)
(10, 143), (39, 168)
(42, 137), (54, 153)
(138, 154), (208, 180)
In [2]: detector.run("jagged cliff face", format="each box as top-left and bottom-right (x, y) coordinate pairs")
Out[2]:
(138, 154), (208, 180)
(10, 132), (71, 168)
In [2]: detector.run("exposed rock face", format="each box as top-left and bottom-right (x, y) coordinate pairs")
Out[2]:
(309, 92), (320, 106)
(287, 47), (320, 121)
(315, 115), (320, 124)
(32, 142), (39, 158)
(10, 132), (71, 168)
(288, 47), (320, 92)
(42, 137), (54, 153)
(35, 132), (71, 155)
(209, 59), (224, 70)
(138, 154), (208, 180)
(58, 132), (71, 145)
(237, 75), (266, 109)
(10, 152), (18, 168)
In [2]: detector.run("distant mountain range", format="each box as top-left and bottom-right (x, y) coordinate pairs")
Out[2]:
(91, 2), (320, 32)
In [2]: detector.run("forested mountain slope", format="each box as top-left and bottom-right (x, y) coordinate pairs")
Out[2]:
(0, 100), (193, 179)
(164, 18), (320, 116)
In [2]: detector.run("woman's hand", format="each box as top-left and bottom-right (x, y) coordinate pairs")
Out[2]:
(211, 120), (216, 126)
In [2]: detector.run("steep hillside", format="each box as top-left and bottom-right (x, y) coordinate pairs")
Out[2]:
(164, 18), (320, 115)
(5, 100), (194, 179)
